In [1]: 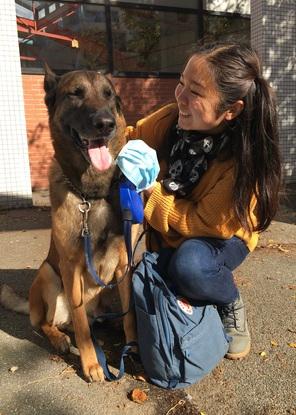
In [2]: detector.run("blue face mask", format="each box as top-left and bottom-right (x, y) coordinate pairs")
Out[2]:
(116, 140), (160, 192)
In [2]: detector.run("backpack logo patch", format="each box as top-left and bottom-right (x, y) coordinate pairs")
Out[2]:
(177, 298), (193, 315)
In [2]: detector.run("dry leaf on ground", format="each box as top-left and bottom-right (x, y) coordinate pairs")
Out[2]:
(48, 354), (63, 362)
(60, 365), (76, 377)
(259, 351), (268, 359)
(128, 388), (148, 404)
(277, 245), (290, 253)
(287, 343), (296, 348)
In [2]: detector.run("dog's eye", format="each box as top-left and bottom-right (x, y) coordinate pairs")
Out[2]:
(68, 87), (84, 97)
(103, 88), (112, 99)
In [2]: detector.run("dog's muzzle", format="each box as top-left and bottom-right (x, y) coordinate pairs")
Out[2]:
(92, 112), (116, 138)
(70, 110), (117, 172)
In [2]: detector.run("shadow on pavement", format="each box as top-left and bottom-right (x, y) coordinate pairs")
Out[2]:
(277, 182), (296, 225)
(0, 268), (141, 382)
(0, 207), (51, 232)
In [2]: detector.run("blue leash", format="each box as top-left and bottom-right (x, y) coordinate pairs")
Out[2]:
(91, 323), (138, 382)
(82, 177), (143, 288)
(81, 177), (144, 381)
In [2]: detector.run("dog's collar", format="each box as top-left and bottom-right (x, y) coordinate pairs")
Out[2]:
(62, 173), (87, 201)
(61, 171), (119, 202)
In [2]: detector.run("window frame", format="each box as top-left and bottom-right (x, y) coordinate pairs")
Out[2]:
(17, 0), (250, 77)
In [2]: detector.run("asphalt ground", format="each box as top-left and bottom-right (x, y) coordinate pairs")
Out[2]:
(0, 192), (295, 415)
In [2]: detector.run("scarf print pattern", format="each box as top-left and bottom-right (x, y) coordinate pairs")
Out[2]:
(162, 125), (229, 197)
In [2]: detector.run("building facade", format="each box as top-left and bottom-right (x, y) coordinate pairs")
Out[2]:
(0, 0), (295, 208)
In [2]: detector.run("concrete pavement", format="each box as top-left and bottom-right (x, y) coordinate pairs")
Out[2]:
(0, 196), (295, 415)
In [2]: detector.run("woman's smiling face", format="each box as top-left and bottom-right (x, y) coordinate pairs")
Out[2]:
(175, 56), (228, 134)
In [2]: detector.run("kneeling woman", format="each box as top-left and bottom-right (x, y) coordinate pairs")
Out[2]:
(127, 43), (281, 359)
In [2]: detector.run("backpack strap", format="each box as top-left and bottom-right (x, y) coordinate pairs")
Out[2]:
(141, 252), (173, 296)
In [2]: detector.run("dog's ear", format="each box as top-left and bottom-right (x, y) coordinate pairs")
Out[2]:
(115, 95), (122, 114)
(43, 62), (60, 110)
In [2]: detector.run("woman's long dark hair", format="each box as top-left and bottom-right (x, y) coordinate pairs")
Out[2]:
(192, 44), (281, 233)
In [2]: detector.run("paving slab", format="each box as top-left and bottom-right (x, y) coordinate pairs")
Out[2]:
(0, 199), (295, 415)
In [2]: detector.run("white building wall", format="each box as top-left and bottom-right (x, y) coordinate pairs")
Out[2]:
(0, 0), (32, 209)
(251, 0), (296, 183)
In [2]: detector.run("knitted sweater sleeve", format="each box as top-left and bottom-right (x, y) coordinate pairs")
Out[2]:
(144, 166), (241, 240)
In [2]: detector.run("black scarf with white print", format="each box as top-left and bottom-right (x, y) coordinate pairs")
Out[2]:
(162, 125), (229, 197)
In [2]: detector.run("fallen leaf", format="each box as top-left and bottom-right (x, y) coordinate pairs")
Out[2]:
(259, 351), (267, 358)
(129, 388), (148, 404)
(60, 365), (76, 376)
(287, 343), (296, 348)
(49, 354), (63, 362)
(281, 285), (296, 290)
(270, 340), (278, 347)
(277, 245), (290, 253)
(265, 242), (291, 253)
(9, 366), (19, 373)
(133, 373), (148, 382)
(165, 400), (186, 415)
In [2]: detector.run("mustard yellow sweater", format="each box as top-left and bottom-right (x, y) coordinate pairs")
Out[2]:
(126, 103), (259, 252)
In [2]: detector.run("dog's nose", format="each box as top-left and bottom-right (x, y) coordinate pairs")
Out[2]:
(92, 113), (115, 136)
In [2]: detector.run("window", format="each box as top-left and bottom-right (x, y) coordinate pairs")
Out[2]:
(16, 1), (108, 73)
(112, 7), (200, 74)
(109, 0), (198, 8)
(16, 0), (250, 76)
(203, 13), (250, 45)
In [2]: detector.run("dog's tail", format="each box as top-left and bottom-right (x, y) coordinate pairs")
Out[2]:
(0, 284), (29, 315)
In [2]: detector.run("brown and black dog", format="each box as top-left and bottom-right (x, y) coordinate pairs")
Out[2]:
(28, 68), (138, 382)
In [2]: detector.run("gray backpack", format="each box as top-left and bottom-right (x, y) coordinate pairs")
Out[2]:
(132, 251), (229, 389)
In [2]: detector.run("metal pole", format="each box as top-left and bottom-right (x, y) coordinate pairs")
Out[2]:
(104, 0), (114, 74)
(197, 0), (204, 43)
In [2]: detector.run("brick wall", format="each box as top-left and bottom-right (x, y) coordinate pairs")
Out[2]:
(22, 75), (53, 190)
(23, 74), (178, 190)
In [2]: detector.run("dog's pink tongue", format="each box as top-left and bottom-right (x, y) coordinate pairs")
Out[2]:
(88, 145), (112, 172)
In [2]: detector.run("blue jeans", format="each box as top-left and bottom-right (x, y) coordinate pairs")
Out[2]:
(157, 236), (249, 306)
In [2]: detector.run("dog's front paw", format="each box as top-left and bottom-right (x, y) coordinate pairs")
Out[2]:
(50, 333), (71, 354)
(83, 361), (105, 382)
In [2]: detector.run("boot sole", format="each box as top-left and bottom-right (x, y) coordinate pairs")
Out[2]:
(225, 343), (251, 360)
